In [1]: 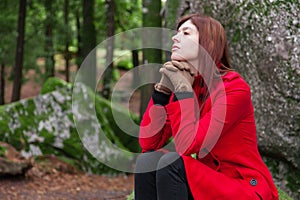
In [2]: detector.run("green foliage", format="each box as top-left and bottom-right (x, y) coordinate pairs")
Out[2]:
(0, 0), (18, 66)
(115, 58), (133, 70)
(40, 77), (69, 94)
(126, 188), (292, 200)
(278, 188), (293, 200)
(112, 68), (121, 81)
(23, 0), (47, 71)
(0, 146), (7, 157)
(126, 191), (134, 200)
(115, 0), (142, 31)
(264, 157), (299, 199)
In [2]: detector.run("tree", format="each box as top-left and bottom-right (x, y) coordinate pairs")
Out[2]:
(11, 0), (27, 102)
(44, 0), (55, 80)
(0, 63), (4, 105)
(64, 0), (70, 82)
(163, 0), (181, 60)
(0, 0), (18, 105)
(140, 0), (162, 117)
(101, 0), (115, 99)
(81, 0), (97, 88)
(75, 5), (82, 70)
(114, 0), (142, 90)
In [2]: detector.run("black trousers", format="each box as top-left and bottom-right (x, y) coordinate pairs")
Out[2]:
(134, 152), (193, 200)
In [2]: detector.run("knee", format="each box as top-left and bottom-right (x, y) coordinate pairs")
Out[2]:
(135, 151), (164, 173)
(157, 152), (181, 170)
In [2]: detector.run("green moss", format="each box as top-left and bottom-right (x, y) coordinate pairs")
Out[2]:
(95, 95), (141, 152)
(115, 58), (133, 70)
(264, 156), (299, 199)
(278, 188), (293, 200)
(40, 77), (69, 94)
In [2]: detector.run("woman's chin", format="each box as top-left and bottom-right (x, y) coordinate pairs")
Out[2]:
(171, 54), (185, 61)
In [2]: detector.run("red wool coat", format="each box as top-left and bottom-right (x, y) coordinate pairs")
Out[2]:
(139, 71), (278, 200)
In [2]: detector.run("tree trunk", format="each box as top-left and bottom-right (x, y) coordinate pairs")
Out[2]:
(82, 0), (96, 88)
(64, 0), (70, 82)
(140, 0), (162, 117)
(76, 10), (81, 70)
(44, 0), (55, 81)
(101, 0), (115, 99)
(0, 63), (5, 105)
(131, 49), (139, 88)
(12, 0), (26, 102)
(164, 0), (181, 61)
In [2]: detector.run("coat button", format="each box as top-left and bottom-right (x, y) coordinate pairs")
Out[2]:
(250, 179), (257, 186)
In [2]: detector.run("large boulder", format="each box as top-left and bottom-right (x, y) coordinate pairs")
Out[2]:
(174, 1), (299, 198)
(0, 77), (139, 174)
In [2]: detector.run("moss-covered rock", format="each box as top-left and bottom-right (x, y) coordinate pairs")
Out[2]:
(0, 77), (139, 174)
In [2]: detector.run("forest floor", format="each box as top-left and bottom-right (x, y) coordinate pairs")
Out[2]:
(0, 157), (134, 200)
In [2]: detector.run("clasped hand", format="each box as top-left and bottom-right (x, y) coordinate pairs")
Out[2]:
(155, 61), (195, 94)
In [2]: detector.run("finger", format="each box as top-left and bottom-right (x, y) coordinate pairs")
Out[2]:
(159, 67), (175, 75)
(172, 60), (190, 71)
(183, 70), (194, 79)
(163, 61), (173, 66)
(164, 64), (178, 72)
(173, 61), (198, 75)
(171, 60), (185, 70)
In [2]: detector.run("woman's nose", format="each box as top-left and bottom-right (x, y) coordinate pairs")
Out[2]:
(172, 33), (180, 42)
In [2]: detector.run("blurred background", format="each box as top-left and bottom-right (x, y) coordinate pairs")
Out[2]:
(0, 0), (299, 199)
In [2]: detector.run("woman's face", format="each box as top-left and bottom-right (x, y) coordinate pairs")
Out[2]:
(171, 20), (199, 62)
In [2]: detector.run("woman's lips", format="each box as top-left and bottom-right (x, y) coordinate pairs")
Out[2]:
(172, 45), (179, 51)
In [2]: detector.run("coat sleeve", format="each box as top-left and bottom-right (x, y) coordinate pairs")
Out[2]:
(165, 79), (252, 156)
(139, 98), (173, 152)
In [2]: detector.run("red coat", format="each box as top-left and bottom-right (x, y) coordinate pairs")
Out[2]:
(139, 71), (278, 200)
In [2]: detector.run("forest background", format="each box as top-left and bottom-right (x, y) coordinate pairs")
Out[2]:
(0, 0), (299, 199)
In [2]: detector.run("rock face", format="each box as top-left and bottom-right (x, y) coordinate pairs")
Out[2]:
(0, 78), (139, 174)
(184, 1), (300, 198)
(0, 142), (32, 176)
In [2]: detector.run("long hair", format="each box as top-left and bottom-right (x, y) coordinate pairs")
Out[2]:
(176, 14), (232, 113)
(176, 14), (233, 71)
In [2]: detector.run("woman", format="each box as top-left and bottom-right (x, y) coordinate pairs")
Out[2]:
(134, 14), (278, 200)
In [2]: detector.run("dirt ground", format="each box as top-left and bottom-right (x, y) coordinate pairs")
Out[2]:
(0, 160), (134, 200)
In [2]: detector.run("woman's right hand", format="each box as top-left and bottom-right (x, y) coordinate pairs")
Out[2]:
(159, 61), (194, 93)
